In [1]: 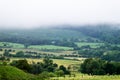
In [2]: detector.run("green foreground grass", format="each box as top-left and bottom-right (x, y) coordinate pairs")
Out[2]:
(0, 66), (35, 80)
(1, 65), (120, 80)
(50, 72), (120, 80)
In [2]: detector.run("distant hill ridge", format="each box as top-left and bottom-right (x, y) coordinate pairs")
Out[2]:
(0, 24), (120, 44)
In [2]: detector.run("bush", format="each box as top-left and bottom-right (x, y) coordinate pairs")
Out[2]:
(55, 70), (64, 77)
(59, 65), (70, 75)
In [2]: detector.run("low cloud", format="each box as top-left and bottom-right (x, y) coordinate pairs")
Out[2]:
(0, 0), (120, 28)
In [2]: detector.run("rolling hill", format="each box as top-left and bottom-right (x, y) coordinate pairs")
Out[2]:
(0, 27), (92, 45)
(0, 24), (120, 45)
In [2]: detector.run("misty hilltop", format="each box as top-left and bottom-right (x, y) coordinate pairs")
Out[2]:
(0, 24), (120, 45)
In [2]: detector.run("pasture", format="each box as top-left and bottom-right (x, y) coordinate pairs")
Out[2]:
(10, 58), (82, 67)
(75, 42), (104, 48)
(0, 42), (24, 48)
(28, 45), (73, 50)
(0, 42), (73, 50)
(0, 42), (105, 50)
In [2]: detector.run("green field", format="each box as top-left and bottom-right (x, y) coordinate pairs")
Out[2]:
(0, 42), (24, 48)
(0, 42), (73, 51)
(0, 42), (105, 50)
(28, 45), (73, 50)
(75, 42), (104, 48)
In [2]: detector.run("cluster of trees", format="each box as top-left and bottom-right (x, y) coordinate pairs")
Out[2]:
(80, 58), (120, 75)
(1, 48), (78, 64)
(78, 44), (120, 61)
(10, 57), (70, 76)
(13, 51), (64, 59)
(78, 49), (104, 58)
(101, 51), (120, 61)
(12, 51), (41, 58)
(1, 49), (65, 60)
(0, 56), (10, 62)
(62, 24), (120, 44)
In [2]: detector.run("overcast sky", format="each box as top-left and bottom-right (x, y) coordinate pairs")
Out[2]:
(0, 0), (120, 28)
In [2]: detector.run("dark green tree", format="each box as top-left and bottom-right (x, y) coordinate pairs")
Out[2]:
(59, 65), (70, 74)
(80, 58), (105, 75)
(3, 50), (10, 57)
(10, 59), (32, 72)
(16, 51), (24, 57)
(104, 62), (116, 75)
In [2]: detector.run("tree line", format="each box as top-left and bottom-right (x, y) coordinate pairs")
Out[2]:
(80, 58), (120, 75)
(10, 57), (70, 76)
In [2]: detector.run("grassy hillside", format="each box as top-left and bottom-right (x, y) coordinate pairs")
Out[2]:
(0, 25), (120, 45)
(1, 64), (120, 80)
(0, 28), (91, 44)
(0, 66), (35, 80)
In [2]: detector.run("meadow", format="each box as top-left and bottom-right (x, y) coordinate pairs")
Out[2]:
(0, 42), (24, 48)
(0, 42), (105, 50)
(0, 42), (73, 50)
(28, 45), (73, 50)
(75, 42), (104, 48)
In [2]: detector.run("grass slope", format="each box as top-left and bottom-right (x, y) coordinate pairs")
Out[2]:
(0, 66), (34, 80)
(0, 28), (91, 42)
